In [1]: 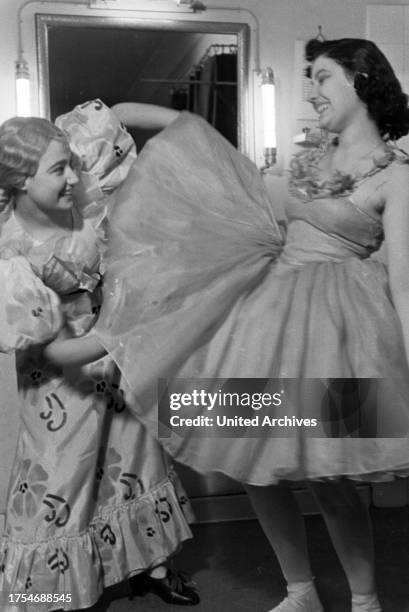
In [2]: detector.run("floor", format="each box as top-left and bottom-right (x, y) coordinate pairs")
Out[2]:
(91, 507), (409, 612)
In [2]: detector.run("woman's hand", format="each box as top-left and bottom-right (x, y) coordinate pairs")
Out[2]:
(43, 331), (107, 367)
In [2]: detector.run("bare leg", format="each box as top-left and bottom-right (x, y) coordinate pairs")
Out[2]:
(309, 479), (381, 611)
(308, 479), (375, 593)
(244, 483), (323, 611)
(244, 483), (312, 581)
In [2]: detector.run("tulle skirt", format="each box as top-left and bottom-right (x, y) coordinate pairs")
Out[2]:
(96, 113), (409, 485)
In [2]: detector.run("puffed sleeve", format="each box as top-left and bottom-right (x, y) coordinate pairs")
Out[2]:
(0, 257), (62, 353)
(55, 99), (137, 221)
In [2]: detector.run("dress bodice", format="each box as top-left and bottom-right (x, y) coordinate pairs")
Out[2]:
(0, 205), (106, 337)
(0, 205), (103, 295)
(0, 99), (137, 345)
(281, 194), (383, 264)
(280, 144), (405, 265)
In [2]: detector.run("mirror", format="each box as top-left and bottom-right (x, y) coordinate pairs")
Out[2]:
(36, 14), (250, 153)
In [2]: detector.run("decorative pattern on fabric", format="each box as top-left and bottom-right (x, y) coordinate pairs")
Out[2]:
(0, 257), (61, 353)
(0, 100), (194, 611)
(0, 473), (192, 612)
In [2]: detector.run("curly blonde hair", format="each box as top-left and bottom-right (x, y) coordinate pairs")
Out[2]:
(0, 117), (69, 197)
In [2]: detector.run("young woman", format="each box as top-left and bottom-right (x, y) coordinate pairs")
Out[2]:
(0, 100), (199, 611)
(46, 39), (409, 612)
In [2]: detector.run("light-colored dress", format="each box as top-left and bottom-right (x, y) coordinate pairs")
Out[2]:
(0, 257), (61, 353)
(95, 112), (409, 485)
(0, 101), (192, 611)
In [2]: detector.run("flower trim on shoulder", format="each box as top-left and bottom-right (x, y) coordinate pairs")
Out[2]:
(288, 141), (403, 202)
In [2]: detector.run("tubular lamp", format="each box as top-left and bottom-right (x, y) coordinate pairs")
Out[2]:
(261, 67), (276, 167)
(15, 58), (31, 116)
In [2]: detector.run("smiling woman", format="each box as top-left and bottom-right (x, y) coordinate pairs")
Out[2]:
(0, 118), (76, 242)
(308, 58), (364, 136)
(69, 37), (409, 612)
(0, 103), (197, 611)
(305, 38), (409, 142)
(21, 140), (77, 228)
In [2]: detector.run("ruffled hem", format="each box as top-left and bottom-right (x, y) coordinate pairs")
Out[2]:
(0, 474), (193, 611)
(160, 433), (409, 486)
(113, 254), (409, 485)
(163, 464), (409, 488)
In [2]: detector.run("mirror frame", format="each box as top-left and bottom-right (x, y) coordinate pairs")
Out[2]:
(36, 13), (250, 154)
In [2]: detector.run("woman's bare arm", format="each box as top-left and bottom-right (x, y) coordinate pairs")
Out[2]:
(44, 332), (107, 367)
(111, 102), (180, 130)
(383, 163), (409, 365)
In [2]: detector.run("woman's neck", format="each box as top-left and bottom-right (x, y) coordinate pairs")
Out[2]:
(14, 194), (73, 241)
(333, 120), (384, 161)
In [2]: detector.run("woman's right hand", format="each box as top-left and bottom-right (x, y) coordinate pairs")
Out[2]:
(43, 331), (107, 367)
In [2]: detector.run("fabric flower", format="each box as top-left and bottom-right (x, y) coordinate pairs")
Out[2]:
(11, 459), (48, 520)
(1, 258), (62, 351)
(94, 447), (122, 503)
(289, 142), (397, 202)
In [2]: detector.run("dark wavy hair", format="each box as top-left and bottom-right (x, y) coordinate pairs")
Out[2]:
(305, 38), (409, 140)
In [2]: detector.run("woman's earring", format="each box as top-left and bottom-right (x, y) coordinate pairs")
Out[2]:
(21, 177), (29, 193)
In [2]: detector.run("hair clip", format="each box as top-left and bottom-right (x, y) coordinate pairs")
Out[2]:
(315, 25), (326, 42)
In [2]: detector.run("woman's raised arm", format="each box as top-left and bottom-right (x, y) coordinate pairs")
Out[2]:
(43, 331), (107, 367)
(111, 102), (180, 130)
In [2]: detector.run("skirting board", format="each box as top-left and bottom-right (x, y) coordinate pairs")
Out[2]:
(189, 484), (371, 524)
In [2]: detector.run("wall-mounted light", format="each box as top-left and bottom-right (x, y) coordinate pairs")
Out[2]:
(260, 67), (276, 168)
(15, 58), (31, 116)
(16, 0), (94, 116)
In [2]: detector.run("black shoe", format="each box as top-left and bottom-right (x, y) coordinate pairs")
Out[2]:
(130, 569), (200, 606)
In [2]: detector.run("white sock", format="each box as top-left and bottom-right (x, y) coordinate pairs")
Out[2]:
(148, 565), (167, 580)
(268, 580), (322, 612)
(287, 580), (316, 601)
(351, 592), (382, 611)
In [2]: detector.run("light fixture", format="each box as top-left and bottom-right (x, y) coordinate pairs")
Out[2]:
(15, 1), (95, 116)
(260, 67), (276, 168)
(15, 58), (31, 117)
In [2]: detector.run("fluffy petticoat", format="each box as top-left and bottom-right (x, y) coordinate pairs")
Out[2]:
(96, 112), (409, 485)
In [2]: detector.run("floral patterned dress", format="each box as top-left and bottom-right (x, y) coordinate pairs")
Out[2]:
(0, 101), (193, 611)
(0, 257), (61, 353)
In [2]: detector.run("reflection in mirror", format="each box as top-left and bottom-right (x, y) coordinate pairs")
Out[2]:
(36, 15), (250, 152)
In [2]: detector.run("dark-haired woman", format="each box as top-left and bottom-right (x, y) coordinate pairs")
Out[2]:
(48, 39), (409, 611)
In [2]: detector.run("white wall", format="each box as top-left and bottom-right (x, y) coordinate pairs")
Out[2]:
(0, 0), (408, 506)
